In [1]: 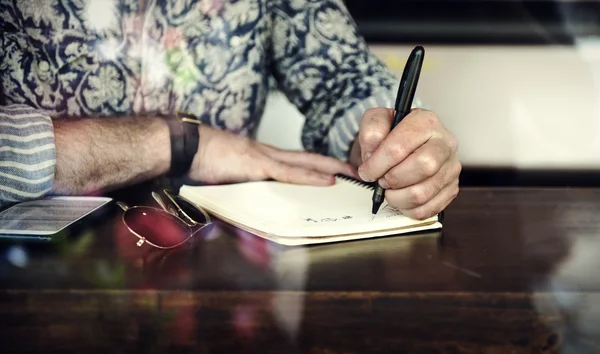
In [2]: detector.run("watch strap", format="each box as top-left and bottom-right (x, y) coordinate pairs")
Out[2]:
(165, 111), (200, 178)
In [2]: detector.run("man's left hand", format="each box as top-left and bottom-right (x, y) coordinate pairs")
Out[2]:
(350, 107), (461, 220)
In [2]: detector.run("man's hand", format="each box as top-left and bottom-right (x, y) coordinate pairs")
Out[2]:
(189, 125), (358, 186)
(351, 108), (461, 220)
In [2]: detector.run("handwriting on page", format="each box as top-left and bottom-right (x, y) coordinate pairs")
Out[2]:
(382, 205), (402, 217)
(300, 205), (404, 223)
(301, 215), (353, 223)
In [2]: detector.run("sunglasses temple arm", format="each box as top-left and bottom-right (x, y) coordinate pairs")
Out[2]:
(163, 189), (212, 225)
(176, 206), (198, 226)
(152, 192), (170, 212)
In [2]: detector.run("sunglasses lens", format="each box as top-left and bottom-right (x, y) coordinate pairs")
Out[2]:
(123, 207), (192, 248)
(173, 196), (210, 224)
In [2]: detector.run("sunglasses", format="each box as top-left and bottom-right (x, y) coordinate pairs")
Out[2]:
(117, 189), (212, 249)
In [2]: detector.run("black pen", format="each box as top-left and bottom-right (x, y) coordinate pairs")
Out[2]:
(371, 45), (425, 219)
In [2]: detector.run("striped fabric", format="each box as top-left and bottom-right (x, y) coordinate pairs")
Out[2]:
(0, 104), (56, 207)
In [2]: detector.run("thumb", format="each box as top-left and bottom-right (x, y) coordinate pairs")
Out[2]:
(357, 107), (394, 162)
(264, 158), (335, 186)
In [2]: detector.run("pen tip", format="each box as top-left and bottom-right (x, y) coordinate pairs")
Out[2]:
(371, 214), (375, 221)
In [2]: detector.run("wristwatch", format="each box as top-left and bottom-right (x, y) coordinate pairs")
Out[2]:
(165, 110), (201, 178)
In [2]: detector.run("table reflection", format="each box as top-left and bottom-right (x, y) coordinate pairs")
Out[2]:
(3, 188), (600, 352)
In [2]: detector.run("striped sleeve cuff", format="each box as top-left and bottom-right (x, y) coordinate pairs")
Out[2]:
(326, 88), (427, 161)
(0, 104), (56, 206)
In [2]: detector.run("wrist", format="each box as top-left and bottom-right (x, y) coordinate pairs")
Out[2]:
(164, 111), (201, 178)
(187, 124), (209, 181)
(151, 117), (172, 175)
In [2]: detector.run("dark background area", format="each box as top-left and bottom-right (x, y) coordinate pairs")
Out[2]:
(344, 0), (600, 45)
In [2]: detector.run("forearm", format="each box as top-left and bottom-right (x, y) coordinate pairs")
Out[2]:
(52, 116), (171, 194)
(269, 0), (401, 161)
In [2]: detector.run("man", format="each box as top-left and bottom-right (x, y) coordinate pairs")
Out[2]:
(0, 0), (460, 220)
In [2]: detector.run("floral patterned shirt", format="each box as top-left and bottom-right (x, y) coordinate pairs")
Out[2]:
(0, 0), (403, 205)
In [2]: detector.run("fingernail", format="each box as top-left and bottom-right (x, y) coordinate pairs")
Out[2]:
(358, 168), (372, 182)
(378, 178), (389, 189)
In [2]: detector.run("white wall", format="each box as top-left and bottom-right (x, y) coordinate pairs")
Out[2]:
(255, 90), (305, 151)
(256, 44), (600, 169)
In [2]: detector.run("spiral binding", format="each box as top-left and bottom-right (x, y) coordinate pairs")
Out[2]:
(334, 173), (376, 190)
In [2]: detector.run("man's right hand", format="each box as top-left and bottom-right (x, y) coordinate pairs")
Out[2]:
(187, 125), (358, 186)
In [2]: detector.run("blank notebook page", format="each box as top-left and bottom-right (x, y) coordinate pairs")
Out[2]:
(180, 176), (440, 238)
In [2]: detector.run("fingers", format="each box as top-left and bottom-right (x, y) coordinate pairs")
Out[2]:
(356, 107), (461, 219)
(378, 137), (455, 189)
(356, 107), (394, 162)
(401, 182), (459, 220)
(259, 144), (359, 178)
(264, 158), (337, 186)
(384, 159), (461, 219)
(358, 109), (436, 182)
(400, 183), (459, 220)
(388, 181), (459, 220)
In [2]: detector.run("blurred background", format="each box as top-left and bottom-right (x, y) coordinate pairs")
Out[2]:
(256, 0), (600, 186)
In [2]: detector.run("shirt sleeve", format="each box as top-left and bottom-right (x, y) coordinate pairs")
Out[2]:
(0, 104), (56, 207)
(1, 7), (57, 206)
(268, 0), (423, 161)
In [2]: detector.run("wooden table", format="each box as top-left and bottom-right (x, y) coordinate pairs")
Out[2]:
(1, 187), (599, 353)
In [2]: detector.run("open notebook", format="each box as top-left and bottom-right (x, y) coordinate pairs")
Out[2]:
(179, 175), (442, 246)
